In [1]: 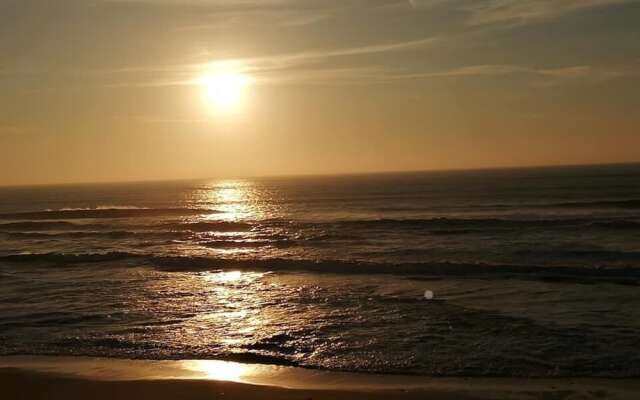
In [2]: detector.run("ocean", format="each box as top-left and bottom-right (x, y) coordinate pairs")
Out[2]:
(1, 164), (639, 377)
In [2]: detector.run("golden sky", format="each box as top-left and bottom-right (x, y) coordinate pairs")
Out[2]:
(1, 0), (639, 185)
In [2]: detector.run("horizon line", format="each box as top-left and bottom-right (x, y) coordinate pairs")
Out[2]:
(1, 160), (639, 189)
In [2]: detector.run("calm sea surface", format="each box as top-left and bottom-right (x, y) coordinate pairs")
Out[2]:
(1, 164), (640, 377)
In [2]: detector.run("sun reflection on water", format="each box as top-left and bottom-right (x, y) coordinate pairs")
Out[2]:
(185, 360), (249, 382)
(180, 179), (284, 258)
(128, 268), (330, 372)
(207, 270), (243, 283)
(199, 180), (266, 222)
(195, 270), (269, 338)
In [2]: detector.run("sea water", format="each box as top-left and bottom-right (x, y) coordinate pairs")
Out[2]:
(1, 164), (639, 376)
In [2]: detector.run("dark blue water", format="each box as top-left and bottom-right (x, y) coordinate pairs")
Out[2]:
(1, 164), (639, 377)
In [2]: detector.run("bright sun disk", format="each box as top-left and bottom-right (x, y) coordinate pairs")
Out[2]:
(202, 72), (248, 110)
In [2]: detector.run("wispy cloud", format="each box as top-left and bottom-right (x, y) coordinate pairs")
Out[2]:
(24, 59), (640, 90)
(232, 37), (438, 70)
(465, 0), (634, 26)
(399, 62), (640, 85)
(425, 64), (528, 77)
(101, 0), (402, 29)
(408, 0), (635, 26)
(82, 36), (438, 87)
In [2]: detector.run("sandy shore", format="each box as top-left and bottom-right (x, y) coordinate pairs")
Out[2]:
(2, 356), (639, 400)
(2, 368), (478, 400)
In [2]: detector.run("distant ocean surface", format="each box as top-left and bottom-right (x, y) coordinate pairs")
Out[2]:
(1, 164), (640, 377)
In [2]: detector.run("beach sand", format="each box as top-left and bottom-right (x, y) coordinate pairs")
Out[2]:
(2, 369), (477, 400)
(2, 356), (639, 400)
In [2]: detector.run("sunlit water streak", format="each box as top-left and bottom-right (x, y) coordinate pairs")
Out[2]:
(1, 164), (640, 377)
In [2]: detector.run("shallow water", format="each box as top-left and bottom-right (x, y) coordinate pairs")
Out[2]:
(1, 164), (639, 377)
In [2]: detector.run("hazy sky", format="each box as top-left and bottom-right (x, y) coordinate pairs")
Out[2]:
(1, 0), (639, 185)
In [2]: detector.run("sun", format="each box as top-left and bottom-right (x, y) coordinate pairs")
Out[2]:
(202, 72), (249, 110)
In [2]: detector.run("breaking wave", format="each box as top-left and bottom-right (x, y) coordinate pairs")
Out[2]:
(324, 217), (640, 232)
(550, 199), (640, 209)
(0, 208), (219, 220)
(1, 252), (639, 285)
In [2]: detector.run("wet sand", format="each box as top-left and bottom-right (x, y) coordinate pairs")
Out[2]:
(1, 356), (639, 400)
(2, 369), (479, 400)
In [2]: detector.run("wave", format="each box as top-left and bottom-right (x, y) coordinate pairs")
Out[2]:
(0, 220), (253, 235)
(367, 198), (640, 212)
(0, 221), (91, 230)
(550, 199), (640, 209)
(177, 216), (640, 234)
(202, 239), (294, 249)
(515, 249), (640, 262)
(37, 337), (300, 366)
(0, 252), (137, 264)
(0, 208), (219, 220)
(160, 221), (253, 232)
(1, 230), (185, 240)
(2, 252), (639, 284)
(47, 206), (150, 211)
(329, 217), (607, 230)
(2, 206), (639, 233)
(0, 311), (111, 328)
(3, 217), (639, 237)
(428, 229), (474, 235)
(590, 220), (640, 230)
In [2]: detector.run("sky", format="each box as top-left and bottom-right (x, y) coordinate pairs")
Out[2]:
(1, 0), (639, 185)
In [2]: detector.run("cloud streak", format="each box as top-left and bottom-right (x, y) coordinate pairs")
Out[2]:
(231, 37), (438, 70)
(467, 0), (634, 26)
(397, 62), (640, 86)
(409, 0), (635, 26)
(91, 36), (438, 87)
(121, 61), (640, 88)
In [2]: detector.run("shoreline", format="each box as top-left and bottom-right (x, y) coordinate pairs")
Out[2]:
(2, 356), (640, 399)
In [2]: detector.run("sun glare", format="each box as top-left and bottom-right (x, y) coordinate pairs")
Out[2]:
(202, 72), (249, 110)
(185, 360), (249, 382)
